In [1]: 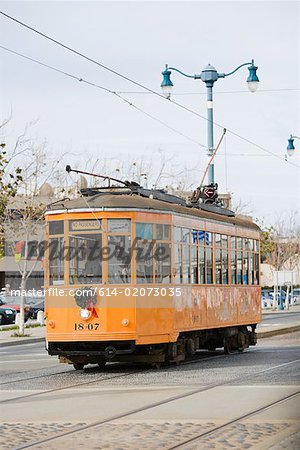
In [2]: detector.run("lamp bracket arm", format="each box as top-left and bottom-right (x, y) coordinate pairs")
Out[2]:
(224, 61), (252, 77)
(168, 67), (195, 78)
(292, 135), (300, 140)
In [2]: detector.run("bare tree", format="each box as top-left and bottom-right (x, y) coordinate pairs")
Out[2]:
(260, 211), (300, 273)
(1, 120), (62, 334)
(81, 149), (200, 192)
(231, 196), (253, 217)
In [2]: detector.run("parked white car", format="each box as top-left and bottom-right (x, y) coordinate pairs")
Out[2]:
(292, 288), (300, 305)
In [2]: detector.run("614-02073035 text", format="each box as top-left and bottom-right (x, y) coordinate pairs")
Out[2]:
(95, 287), (182, 297)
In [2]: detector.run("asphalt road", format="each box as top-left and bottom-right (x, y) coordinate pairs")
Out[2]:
(0, 333), (299, 449)
(0, 341), (59, 374)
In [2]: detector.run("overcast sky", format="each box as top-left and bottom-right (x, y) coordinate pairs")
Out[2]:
(0, 0), (299, 225)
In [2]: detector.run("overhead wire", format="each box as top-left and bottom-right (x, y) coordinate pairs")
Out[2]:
(0, 10), (299, 169)
(117, 88), (299, 95)
(0, 45), (206, 149)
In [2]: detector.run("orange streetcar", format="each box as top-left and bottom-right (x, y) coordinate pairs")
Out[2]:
(45, 175), (261, 370)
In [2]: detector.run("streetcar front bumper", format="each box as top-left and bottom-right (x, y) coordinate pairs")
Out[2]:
(48, 340), (135, 359)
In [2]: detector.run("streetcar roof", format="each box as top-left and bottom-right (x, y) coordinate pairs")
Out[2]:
(46, 194), (260, 230)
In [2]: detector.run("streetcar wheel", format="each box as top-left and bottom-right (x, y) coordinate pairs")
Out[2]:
(73, 363), (84, 371)
(186, 338), (196, 356)
(0, 315), (4, 325)
(223, 338), (235, 355)
(151, 363), (161, 369)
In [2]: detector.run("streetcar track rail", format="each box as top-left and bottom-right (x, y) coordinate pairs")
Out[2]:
(0, 368), (73, 386)
(168, 390), (300, 449)
(10, 358), (300, 449)
(0, 363), (130, 386)
(0, 369), (142, 404)
(0, 349), (225, 390)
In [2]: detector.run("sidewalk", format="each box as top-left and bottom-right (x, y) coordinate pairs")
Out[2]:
(258, 304), (300, 338)
(0, 307), (299, 347)
(0, 325), (45, 347)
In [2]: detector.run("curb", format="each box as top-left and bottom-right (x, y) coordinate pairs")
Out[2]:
(257, 325), (300, 339)
(0, 337), (45, 348)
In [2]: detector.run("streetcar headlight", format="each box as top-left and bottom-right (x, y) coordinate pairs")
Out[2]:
(121, 318), (129, 327)
(79, 308), (91, 320)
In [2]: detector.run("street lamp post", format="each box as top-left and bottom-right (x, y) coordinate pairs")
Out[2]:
(161, 60), (259, 186)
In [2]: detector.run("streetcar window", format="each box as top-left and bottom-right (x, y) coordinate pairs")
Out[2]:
(49, 237), (64, 285)
(191, 246), (198, 284)
(192, 230), (198, 244)
(237, 251), (243, 284)
(243, 238), (250, 251)
(164, 225), (171, 240)
(249, 253), (254, 285)
(243, 252), (249, 284)
(182, 228), (190, 244)
(49, 221), (64, 235)
(230, 237), (236, 250)
(135, 224), (155, 284)
(136, 239), (153, 284)
(136, 223), (153, 240)
(156, 224), (163, 240)
(222, 249), (228, 284)
(199, 246), (205, 284)
(254, 240), (259, 252)
(69, 234), (102, 284)
(215, 248), (222, 284)
(174, 244), (182, 283)
(174, 227), (181, 242)
(108, 235), (131, 284)
(237, 237), (243, 250)
(155, 243), (171, 283)
(192, 230), (209, 245)
(173, 227), (191, 243)
(254, 253), (259, 284)
(156, 224), (170, 240)
(231, 249), (237, 284)
(206, 232), (212, 246)
(108, 219), (131, 233)
(206, 248), (213, 284)
(182, 245), (190, 284)
(197, 230), (206, 245)
(69, 219), (101, 231)
(221, 235), (228, 248)
(215, 234), (221, 245)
